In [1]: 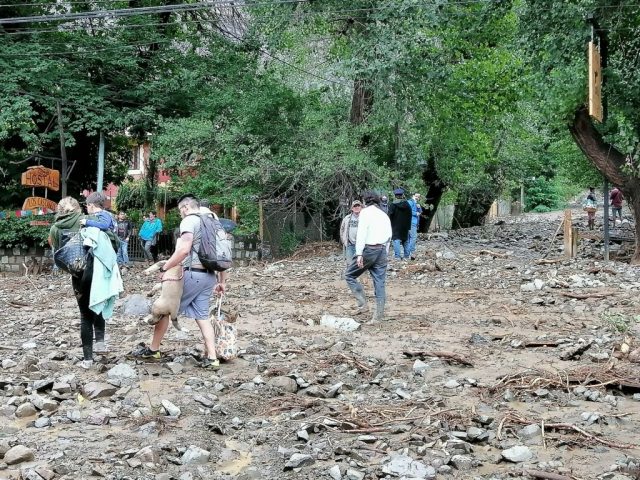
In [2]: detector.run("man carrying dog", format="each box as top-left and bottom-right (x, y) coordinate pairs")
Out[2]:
(135, 194), (227, 369)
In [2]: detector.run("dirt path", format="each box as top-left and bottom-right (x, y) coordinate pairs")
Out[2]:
(1, 209), (639, 480)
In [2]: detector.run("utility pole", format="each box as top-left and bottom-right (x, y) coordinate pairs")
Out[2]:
(56, 100), (68, 197)
(97, 131), (105, 191)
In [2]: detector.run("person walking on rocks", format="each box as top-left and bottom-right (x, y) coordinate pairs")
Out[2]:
(340, 200), (363, 263)
(345, 191), (392, 322)
(387, 188), (412, 260)
(407, 192), (422, 260)
(116, 211), (133, 266)
(49, 197), (121, 368)
(379, 195), (389, 214)
(139, 211), (163, 264)
(610, 186), (624, 222)
(583, 187), (597, 230)
(134, 194), (227, 369)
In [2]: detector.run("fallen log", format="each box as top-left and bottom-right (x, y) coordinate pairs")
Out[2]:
(535, 258), (564, 265)
(403, 350), (473, 367)
(561, 292), (608, 300)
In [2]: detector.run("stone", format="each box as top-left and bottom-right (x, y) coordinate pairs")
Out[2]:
(181, 445), (210, 465)
(328, 465), (342, 480)
(121, 294), (151, 316)
(134, 446), (160, 463)
(518, 424), (542, 440)
(297, 430), (309, 442)
(161, 399), (181, 417)
(34, 417), (51, 428)
(444, 379), (460, 389)
(83, 382), (117, 399)
(320, 314), (361, 332)
(345, 468), (365, 480)
(66, 409), (82, 422)
(450, 454), (474, 470)
(15, 403), (37, 418)
(466, 427), (487, 441)
(413, 359), (429, 375)
(1, 359), (17, 369)
(193, 394), (216, 408)
(107, 364), (138, 386)
(382, 454), (435, 479)
(267, 376), (298, 393)
(502, 445), (533, 463)
(4, 445), (35, 465)
(284, 453), (314, 469)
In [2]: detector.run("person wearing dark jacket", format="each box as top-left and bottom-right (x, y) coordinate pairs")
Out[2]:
(387, 188), (412, 260)
(115, 211), (133, 266)
(48, 197), (108, 369)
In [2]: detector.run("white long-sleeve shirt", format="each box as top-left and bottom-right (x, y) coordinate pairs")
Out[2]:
(355, 204), (392, 255)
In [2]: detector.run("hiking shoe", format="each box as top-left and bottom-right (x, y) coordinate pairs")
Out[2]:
(201, 358), (220, 370)
(77, 359), (94, 369)
(132, 345), (161, 360)
(94, 341), (108, 354)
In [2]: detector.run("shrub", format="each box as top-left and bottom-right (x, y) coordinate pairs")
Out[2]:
(0, 215), (52, 249)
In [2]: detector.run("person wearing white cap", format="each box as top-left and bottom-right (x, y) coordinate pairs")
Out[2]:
(340, 199), (363, 263)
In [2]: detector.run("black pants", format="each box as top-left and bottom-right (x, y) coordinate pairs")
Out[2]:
(71, 255), (105, 360)
(150, 244), (158, 262)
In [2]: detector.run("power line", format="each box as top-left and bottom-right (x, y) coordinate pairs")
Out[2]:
(0, 0), (307, 24)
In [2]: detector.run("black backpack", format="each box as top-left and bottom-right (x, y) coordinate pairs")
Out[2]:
(189, 213), (232, 272)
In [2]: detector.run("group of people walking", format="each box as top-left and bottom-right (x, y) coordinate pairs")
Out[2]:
(584, 186), (625, 230)
(340, 189), (427, 323)
(48, 192), (228, 370)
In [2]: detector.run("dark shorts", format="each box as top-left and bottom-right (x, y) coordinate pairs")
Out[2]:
(179, 270), (216, 320)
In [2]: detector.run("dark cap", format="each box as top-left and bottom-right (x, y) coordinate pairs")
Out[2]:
(393, 188), (404, 196)
(351, 200), (362, 207)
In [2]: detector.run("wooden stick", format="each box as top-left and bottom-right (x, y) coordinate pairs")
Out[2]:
(544, 218), (564, 259)
(402, 350), (473, 367)
(561, 292), (608, 300)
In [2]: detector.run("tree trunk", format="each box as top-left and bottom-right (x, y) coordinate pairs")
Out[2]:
(452, 185), (496, 229)
(350, 78), (374, 126)
(420, 155), (447, 232)
(568, 106), (640, 264)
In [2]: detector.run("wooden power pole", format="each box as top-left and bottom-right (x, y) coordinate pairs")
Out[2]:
(56, 100), (68, 197)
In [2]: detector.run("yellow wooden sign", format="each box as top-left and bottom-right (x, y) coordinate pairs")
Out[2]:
(22, 197), (57, 212)
(21, 166), (60, 191)
(588, 41), (603, 123)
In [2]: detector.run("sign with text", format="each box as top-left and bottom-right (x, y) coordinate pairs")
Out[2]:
(21, 166), (60, 191)
(22, 197), (57, 212)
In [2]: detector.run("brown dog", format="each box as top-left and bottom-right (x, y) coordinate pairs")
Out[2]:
(144, 261), (185, 331)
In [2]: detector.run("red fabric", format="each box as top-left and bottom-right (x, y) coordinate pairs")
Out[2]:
(610, 188), (624, 207)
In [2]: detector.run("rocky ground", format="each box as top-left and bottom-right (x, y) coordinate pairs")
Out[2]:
(1, 208), (640, 480)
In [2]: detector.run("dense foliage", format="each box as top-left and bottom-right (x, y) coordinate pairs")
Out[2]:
(1, 0), (636, 237)
(0, 216), (51, 249)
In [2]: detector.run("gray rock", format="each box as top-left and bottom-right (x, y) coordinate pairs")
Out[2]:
(4, 445), (34, 465)
(328, 465), (342, 480)
(161, 399), (181, 417)
(193, 394), (216, 408)
(382, 454), (435, 479)
(320, 314), (361, 332)
(297, 430), (309, 442)
(181, 445), (210, 465)
(83, 382), (117, 399)
(1, 359), (17, 369)
(450, 454), (474, 470)
(34, 417), (51, 428)
(267, 376), (298, 393)
(518, 424), (542, 440)
(345, 468), (365, 480)
(633, 393), (640, 401)
(66, 409), (82, 422)
(121, 294), (151, 316)
(107, 364), (138, 386)
(134, 446), (160, 463)
(502, 445), (533, 463)
(284, 453), (314, 469)
(413, 359), (429, 375)
(444, 379), (460, 389)
(14, 403), (37, 418)
(466, 427), (487, 441)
